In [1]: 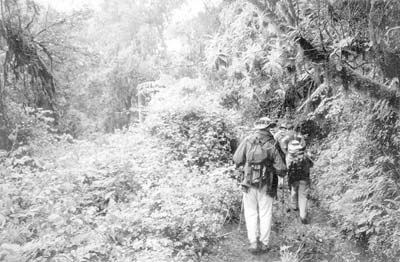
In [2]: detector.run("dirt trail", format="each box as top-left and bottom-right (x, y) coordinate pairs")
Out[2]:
(202, 223), (281, 262)
(201, 196), (370, 262)
(201, 192), (299, 262)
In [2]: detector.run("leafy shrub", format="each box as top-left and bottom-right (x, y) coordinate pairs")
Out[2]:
(145, 78), (240, 168)
(312, 96), (400, 261)
(6, 103), (56, 151)
(97, 166), (240, 260)
(0, 103), (65, 169)
(366, 101), (400, 154)
(57, 108), (96, 138)
(149, 109), (236, 168)
(0, 128), (241, 262)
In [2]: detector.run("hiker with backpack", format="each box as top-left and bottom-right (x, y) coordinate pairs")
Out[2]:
(233, 117), (286, 254)
(273, 121), (295, 187)
(281, 123), (313, 224)
(274, 121), (306, 156)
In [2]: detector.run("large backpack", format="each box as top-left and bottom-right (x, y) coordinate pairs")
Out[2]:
(286, 138), (312, 185)
(245, 135), (272, 185)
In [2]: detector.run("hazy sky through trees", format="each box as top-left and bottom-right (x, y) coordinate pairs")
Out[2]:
(35, 0), (100, 12)
(34, 0), (220, 53)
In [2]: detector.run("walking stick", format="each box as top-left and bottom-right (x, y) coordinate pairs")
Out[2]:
(281, 177), (284, 224)
(280, 174), (287, 232)
(281, 178), (285, 208)
(237, 197), (244, 231)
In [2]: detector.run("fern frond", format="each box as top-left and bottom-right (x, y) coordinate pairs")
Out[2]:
(352, 186), (372, 202)
(0, 222), (30, 245)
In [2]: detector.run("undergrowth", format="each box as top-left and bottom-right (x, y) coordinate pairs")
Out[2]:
(311, 94), (400, 261)
(0, 128), (241, 262)
(2, 86), (400, 262)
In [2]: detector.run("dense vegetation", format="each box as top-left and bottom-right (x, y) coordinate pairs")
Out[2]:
(1, 0), (400, 261)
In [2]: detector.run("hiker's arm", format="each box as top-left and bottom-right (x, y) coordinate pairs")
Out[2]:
(232, 140), (251, 192)
(280, 135), (290, 155)
(272, 148), (287, 177)
(233, 139), (247, 167)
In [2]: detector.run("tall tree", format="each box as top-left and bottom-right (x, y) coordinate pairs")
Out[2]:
(0, 0), (90, 148)
(0, 0), (56, 109)
(72, 0), (186, 132)
(205, 0), (400, 116)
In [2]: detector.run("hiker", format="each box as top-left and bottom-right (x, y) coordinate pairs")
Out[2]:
(285, 125), (313, 224)
(273, 121), (294, 188)
(233, 117), (286, 254)
(275, 121), (305, 156)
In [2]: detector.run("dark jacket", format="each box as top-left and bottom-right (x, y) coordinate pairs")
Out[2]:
(233, 130), (286, 197)
(287, 156), (313, 186)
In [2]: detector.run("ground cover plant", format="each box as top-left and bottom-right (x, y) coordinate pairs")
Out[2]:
(0, 128), (241, 262)
(311, 94), (400, 261)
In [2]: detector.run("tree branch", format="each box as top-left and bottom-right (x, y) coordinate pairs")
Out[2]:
(297, 35), (400, 112)
(336, 65), (400, 111)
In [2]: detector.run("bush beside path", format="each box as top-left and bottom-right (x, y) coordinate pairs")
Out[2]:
(0, 128), (240, 262)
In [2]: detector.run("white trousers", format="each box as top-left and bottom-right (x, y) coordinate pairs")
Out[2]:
(290, 180), (308, 220)
(243, 184), (273, 245)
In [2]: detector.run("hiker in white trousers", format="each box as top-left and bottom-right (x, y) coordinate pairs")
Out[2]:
(243, 184), (273, 247)
(233, 117), (286, 254)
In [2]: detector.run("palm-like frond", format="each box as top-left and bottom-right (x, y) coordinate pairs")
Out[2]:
(262, 47), (284, 77)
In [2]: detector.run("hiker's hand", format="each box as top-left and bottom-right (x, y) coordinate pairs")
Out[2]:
(241, 185), (249, 193)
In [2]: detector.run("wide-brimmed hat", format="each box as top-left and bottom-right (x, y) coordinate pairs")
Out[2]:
(253, 117), (275, 130)
(280, 121), (294, 130)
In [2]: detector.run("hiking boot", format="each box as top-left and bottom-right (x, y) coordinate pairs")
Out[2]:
(259, 242), (270, 253)
(300, 217), (309, 224)
(248, 243), (258, 254)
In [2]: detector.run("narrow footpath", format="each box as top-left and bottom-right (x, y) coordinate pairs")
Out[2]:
(202, 196), (370, 262)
